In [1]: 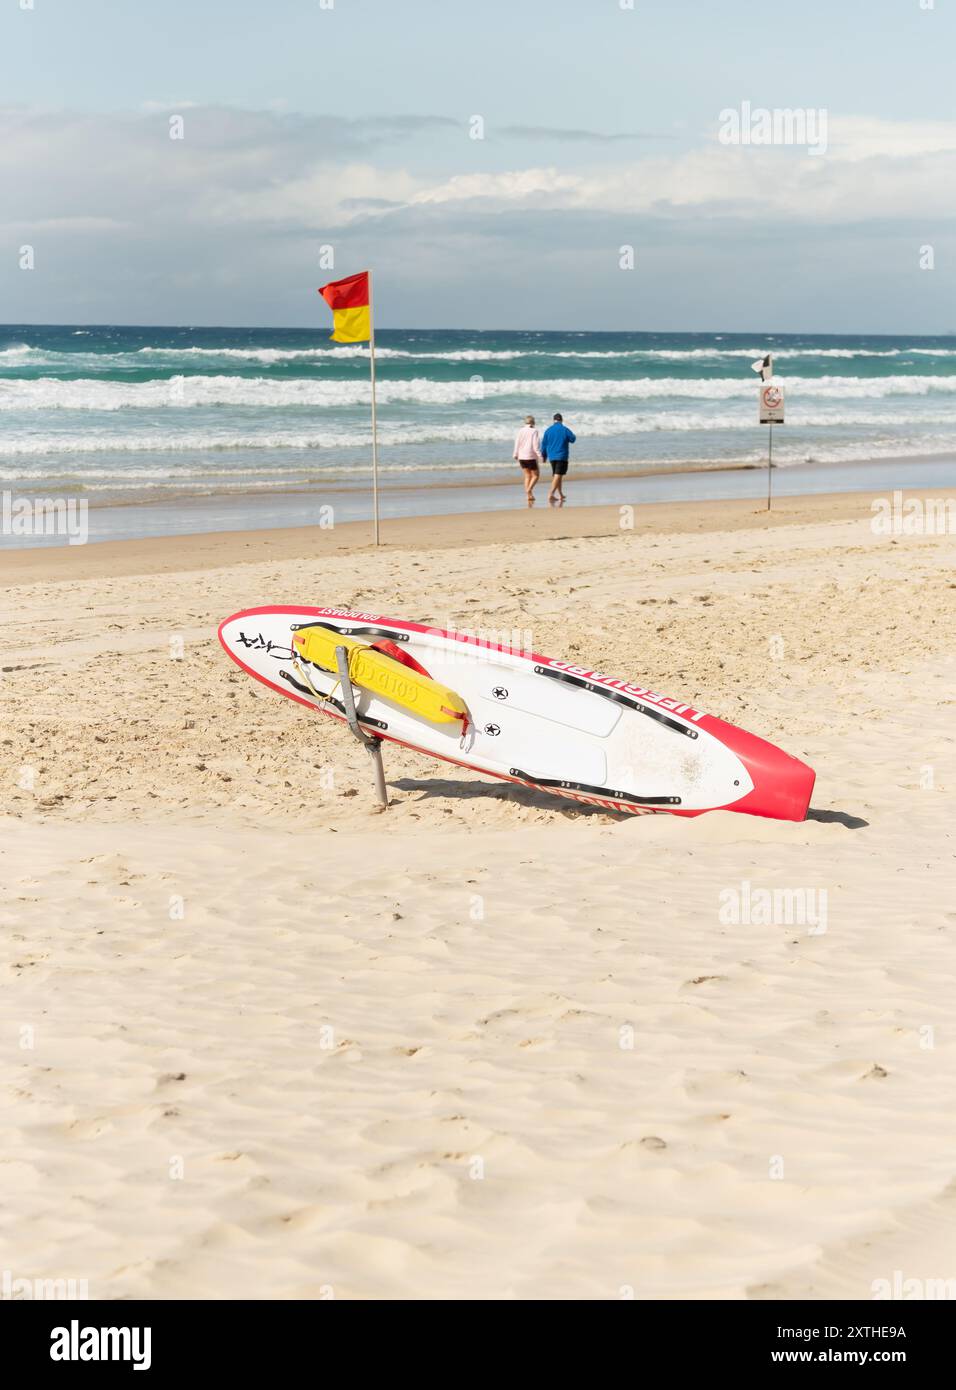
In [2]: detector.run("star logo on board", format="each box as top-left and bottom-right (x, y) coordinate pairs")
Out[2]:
(483, 723), (501, 737)
(492, 687), (509, 700)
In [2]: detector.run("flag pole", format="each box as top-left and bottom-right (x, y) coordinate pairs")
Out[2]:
(368, 270), (381, 546)
(766, 420), (773, 512)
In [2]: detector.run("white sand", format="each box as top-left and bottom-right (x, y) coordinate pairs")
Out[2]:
(1, 493), (954, 1299)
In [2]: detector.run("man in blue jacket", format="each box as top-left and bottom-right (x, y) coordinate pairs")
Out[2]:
(540, 413), (577, 507)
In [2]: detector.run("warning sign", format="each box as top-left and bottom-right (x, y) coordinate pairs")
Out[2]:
(760, 382), (785, 425)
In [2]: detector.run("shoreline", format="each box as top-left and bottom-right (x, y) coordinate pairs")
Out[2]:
(4, 452), (955, 552)
(22, 458), (763, 510)
(1, 486), (944, 583)
(11, 448), (956, 511)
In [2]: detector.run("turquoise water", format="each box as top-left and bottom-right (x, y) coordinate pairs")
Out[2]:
(2, 324), (955, 517)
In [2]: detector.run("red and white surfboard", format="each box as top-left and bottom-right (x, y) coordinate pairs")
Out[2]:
(219, 605), (815, 821)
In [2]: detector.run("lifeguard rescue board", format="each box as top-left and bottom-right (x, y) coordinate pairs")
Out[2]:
(218, 605), (816, 821)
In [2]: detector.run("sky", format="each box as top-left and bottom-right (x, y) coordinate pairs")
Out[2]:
(2, 0), (954, 331)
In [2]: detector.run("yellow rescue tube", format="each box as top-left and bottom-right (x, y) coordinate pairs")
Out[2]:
(292, 625), (468, 726)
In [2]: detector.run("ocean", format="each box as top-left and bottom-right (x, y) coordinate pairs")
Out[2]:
(2, 324), (955, 541)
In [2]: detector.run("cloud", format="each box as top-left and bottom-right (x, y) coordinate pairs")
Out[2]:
(499, 124), (670, 144)
(6, 106), (955, 235)
(821, 116), (956, 162)
(371, 145), (956, 227)
(1, 105), (953, 328)
(406, 168), (583, 210)
(194, 114), (956, 230)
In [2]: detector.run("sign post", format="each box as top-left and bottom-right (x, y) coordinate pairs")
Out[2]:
(759, 382), (785, 511)
(752, 354), (784, 512)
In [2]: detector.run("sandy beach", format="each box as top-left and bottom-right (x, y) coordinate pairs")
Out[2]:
(2, 488), (955, 1300)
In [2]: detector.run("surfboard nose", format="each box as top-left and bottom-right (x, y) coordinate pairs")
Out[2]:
(705, 716), (816, 821)
(741, 745), (816, 822)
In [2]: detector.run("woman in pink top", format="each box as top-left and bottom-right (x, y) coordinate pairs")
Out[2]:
(512, 415), (542, 507)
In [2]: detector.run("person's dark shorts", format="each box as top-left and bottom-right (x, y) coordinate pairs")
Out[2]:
(518, 459), (539, 470)
(550, 460), (569, 476)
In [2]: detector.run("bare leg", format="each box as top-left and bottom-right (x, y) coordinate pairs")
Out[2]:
(525, 467), (538, 507)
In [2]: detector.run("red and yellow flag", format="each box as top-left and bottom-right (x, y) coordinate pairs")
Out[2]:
(317, 271), (371, 343)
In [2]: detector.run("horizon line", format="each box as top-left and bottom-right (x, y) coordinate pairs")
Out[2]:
(3, 323), (955, 339)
